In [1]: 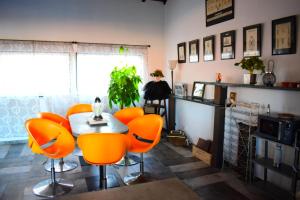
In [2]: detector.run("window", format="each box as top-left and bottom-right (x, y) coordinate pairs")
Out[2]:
(77, 54), (145, 96)
(0, 52), (70, 96)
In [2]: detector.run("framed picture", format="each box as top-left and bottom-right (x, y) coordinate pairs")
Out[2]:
(175, 83), (187, 97)
(243, 24), (262, 57)
(221, 30), (235, 60)
(177, 42), (186, 63)
(272, 15), (297, 55)
(192, 82), (206, 99)
(189, 39), (199, 63)
(203, 35), (215, 61)
(206, 0), (234, 27)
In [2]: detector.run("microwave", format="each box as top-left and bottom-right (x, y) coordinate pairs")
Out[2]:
(257, 113), (300, 146)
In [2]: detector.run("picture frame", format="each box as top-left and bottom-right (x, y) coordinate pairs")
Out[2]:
(243, 24), (262, 57)
(203, 35), (215, 61)
(177, 42), (186, 63)
(189, 39), (199, 63)
(272, 15), (297, 55)
(174, 83), (187, 97)
(220, 30), (235, 60)
(206, 0), (234, 27)
(192, 82), (206, 99)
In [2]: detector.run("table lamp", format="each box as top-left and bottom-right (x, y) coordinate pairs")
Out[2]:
(168, 60), (177, 94)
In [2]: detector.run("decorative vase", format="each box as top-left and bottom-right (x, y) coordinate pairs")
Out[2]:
(244, 74), (257, 85)
(262, 60), (276, 87)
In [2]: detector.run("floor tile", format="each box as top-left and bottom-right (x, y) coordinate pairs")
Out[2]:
(0, 165), (31, 175)
(194, 181), (250, 200)
(0, 144), (10, 159)
(169, 161), (208, 173)
(0, 141), (283, 200)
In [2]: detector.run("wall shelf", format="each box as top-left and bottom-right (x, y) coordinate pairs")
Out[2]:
(253, 157), (295, 178)
(174, 96), (224, 107)
(250, 133), (300, 199)
(195, 81), (300, 92)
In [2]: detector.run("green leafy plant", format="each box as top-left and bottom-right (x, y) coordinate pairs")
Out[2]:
(108, 65), (142, 109)
(234, 56), (265, 74)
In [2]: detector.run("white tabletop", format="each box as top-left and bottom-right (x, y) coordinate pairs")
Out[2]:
(69, 112), (128, 137)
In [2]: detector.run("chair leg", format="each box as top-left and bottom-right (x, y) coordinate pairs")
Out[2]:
(44, 158), (78, 172)
(99, 165), (107, 189)
(33, 159), (74, 198)
(124, 153), (152, 185)
(98, 165), (119, 190)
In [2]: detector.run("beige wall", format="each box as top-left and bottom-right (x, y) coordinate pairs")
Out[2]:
(0, 0), (165, 74)
(164, 0), (300, 88)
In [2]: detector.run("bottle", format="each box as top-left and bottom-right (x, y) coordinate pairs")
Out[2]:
(273, 144), (282, 168)
(267, 104), (270, 115)
(93, 97), (103, 120)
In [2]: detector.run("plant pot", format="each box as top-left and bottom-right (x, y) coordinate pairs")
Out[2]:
(244, 74), (257, 85)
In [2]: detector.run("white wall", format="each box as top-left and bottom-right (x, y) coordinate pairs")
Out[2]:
(164, 0), (300, 189)
(164, 0), (300, 85)
(0, 0), (165, 73)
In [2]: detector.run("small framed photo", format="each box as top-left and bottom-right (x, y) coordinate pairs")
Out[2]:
(206, 0), (234, 27)
(243, 24), (262, 57)
(203, 35), (215, 61)
(175, 83), (187, 97)
(192, 82), (206, 99)
(177, 42), (186, 63)
(272, 15), (297, 55)
(221, 30), (235, 60)
(189, 39), (199, 63)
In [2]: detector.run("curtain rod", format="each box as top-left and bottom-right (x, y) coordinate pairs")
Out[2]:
(0, 38), (151, 48)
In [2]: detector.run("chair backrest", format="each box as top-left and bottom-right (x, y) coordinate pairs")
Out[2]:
(114, 107), (144, 125)
(25, 118), (75, 159)
(127, 114), (163, 153)
(38, 112), (71, 132)
(77, 133), (127, 165)
(66, 104), (92, 118)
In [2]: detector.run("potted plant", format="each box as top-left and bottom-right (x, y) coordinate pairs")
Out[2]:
(108, 65), (142, 109)
(234, 56), (265, 85)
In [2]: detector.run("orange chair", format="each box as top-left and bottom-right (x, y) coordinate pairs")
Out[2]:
(66, 103), (92, 118)
(114, 107), (144, 125)
(124, 114), (163, 185)
(38, 112), (78, 172)
(66, 103), (93, 156)
(78, 133), (127, 189)
(25, 118), (75, 198)
(114, 107), (144, 166)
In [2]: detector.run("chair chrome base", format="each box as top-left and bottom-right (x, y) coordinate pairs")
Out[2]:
(33, 178), (73, 198)
(72, 146), (83, 156)
(44, 159), (78, 172)
(115, 154), (140, 166)
(124, 172), (152, 185)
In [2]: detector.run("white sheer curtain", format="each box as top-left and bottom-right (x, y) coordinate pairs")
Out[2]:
(76, 43), (148, 113)
(0, 40), (148, 142)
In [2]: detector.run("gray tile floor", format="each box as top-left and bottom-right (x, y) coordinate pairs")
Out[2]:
(0, 140), (286, 200)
